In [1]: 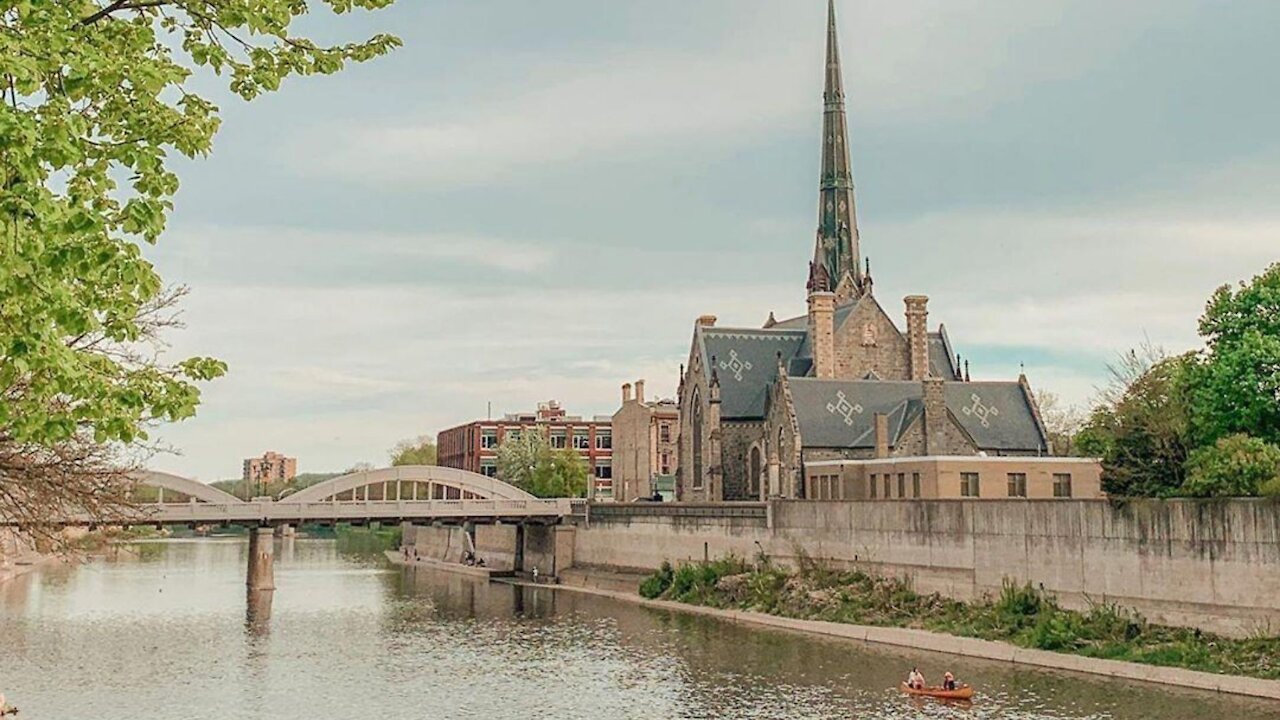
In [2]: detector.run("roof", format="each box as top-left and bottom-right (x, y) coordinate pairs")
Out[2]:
(698, 326), (806, 419)
(785, 378), (1047, 453)
(928, 328), (962, 380)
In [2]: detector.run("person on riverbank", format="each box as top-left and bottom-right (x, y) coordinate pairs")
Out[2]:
(907, 668), (925, 690)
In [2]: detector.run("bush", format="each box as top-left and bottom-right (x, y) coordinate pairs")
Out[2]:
(1180, 434), (1280, 498)
(639, 561), (675, 599)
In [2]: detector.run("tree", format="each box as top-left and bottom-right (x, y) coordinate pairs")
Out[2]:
(495, 431), (588, 498)
(1035, 391), (1086, 456)
(1180, 434), (1280, 498)
(1190, 262), (1280, 447)
(0, 2), (399, 541)
(389, 436), (436, 466)
(1076, 352), (1197, 498)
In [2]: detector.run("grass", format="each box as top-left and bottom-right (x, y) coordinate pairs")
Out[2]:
(637, 552), (1280, 680)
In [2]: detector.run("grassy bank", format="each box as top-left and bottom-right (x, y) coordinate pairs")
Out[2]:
(638, 554), (1280, 680)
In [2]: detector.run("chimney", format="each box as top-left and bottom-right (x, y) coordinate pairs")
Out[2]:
(697, 314), (718, 327)
(808, 291), (836, 378)
(635, 379), (646, 404)
(622, 383), (633, 404)
(904, 295), (930, 380)
(874, 413), (890, 458)
(922, 376), (946, 455)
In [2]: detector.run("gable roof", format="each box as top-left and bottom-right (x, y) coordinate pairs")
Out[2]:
(785, 378), (1047, 453)
(698, 326), (806, 419)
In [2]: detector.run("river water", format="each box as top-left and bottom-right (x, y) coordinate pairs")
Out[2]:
(0, 537), (1271, 719)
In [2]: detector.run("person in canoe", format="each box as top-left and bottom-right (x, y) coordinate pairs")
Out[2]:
(906, 667), (926, 690)
(0, 691), (16, 716)
(942, 672), (957, 691)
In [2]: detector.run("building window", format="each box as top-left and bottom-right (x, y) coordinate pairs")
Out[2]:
(1007, 473), (1027, 498)
(480, 463), (497, 478)
(692, 397), (704, 490)
(660, 452), (672, 475)
(883, 475), (891, 499)
(961, 472), (980, 498)
(897, 473), (906, 499)
(659, 423), (672, 443)
(572, 430), (590, 450)
(1053, 473), (1073, 498)
(550, 430), (567, 449)
(506, 428), (521, 443)
(596, 431), (612, 450)
(912, 472), (921, 498)
(595, 460), (612, 479)
(481, 430), (497, 449)
(868, 473), (877, 499)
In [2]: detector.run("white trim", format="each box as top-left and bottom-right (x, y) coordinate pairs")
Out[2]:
(804, 455), (1100, 468)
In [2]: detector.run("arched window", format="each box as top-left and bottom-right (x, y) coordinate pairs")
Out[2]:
(749, 445), (762, 498)
(692, 389), (704, 490)
(777, 426), (787, 496)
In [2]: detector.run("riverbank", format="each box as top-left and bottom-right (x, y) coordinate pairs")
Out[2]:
(536, 566), (1280, 701)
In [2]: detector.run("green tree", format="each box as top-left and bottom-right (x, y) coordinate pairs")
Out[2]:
(389, 436), (436, 466)
(1180, 434), (1280, 498)
(495, 431), (588, 498)
(1076, 352), (1197, 497)
(1190, 262), (1280, 447)
(1, 2), (398, 538)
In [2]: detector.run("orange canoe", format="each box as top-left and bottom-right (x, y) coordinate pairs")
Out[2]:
(900, 683), (974, 701)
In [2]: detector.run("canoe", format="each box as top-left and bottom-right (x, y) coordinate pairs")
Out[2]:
(900, 683), (974, 700)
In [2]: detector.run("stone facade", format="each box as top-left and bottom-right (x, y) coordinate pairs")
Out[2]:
(672, 1), (1100, 501)
(611, 380), (679, 502)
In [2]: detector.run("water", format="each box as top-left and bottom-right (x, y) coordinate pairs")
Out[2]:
(0, 537), (1272, 719)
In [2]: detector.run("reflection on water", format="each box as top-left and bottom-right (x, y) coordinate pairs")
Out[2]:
(0, 537), (1273, 719)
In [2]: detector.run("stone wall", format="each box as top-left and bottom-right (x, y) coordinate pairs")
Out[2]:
(573, 499), (1280, 637)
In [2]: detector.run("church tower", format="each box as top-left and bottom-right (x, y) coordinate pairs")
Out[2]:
(808, 0), (867, 303)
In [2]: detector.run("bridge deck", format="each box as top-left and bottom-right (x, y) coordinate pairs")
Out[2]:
(6, 499), (573, 528)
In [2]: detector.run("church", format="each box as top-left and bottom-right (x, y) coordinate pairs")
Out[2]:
(675, 1), (1101, 502)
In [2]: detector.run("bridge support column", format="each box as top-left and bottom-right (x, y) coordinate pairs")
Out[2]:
(247, 527), (276, 591)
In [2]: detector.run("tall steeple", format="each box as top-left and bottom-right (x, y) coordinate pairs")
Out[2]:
(808, 0), (864, 302)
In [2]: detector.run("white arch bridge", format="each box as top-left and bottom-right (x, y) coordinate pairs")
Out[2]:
(12, 466), (575, 529)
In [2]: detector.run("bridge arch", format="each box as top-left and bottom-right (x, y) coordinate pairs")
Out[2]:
(280, 466), (537, 504)
(135, 471), (244, 504)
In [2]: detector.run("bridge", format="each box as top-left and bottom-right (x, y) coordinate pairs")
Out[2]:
(4, 466), (576, 593)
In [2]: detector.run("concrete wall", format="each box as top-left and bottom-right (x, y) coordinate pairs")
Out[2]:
(573, 499), (1280, 637)
(404, 524), (469, 564)
(474, 525), (518, 571)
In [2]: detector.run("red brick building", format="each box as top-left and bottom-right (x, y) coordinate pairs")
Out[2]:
(437, 400), (614, 497)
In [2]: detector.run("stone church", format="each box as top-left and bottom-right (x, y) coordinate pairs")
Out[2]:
(675, 1), (1090, 502)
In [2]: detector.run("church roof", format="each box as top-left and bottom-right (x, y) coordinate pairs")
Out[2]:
(698, 326), (806, 419)
(784, 377), (1047, 453)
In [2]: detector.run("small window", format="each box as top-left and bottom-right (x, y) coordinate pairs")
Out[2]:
(572, 430), (591, 450)
(596, 431), (612, 450)
(1053, 473), (1073, 498)
(912, 472), (921, 498)
(550, 430), (567, 449)
(595, 460), (612, 479)
(897, 473), (906, 499)
(883, 475), (892, 499)
(659, 423), (672, 443)
(961, 472), (980, 498)
(481, 430), (498, 449)
(660, 452), (671, 475)
(869, 474), (877, 499)
(1008, 473), (1027, 498)
(480, 463), (497, 478)
(506, 428), (521, 443)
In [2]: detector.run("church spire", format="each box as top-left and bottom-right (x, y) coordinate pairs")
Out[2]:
(809, 0), (864, 302)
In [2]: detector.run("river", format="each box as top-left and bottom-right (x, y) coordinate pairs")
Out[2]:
(0, 536), (1272, 719)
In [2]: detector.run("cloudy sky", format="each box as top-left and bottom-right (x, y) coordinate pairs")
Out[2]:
(147, 0), (1280, 481)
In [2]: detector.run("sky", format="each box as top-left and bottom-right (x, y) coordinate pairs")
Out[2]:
(146, 0), (1280, 481)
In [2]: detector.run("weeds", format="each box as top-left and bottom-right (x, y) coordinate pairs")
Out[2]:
(636, 557), (1280, 680)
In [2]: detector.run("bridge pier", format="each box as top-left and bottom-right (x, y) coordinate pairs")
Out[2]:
(246, 527), (276, 591)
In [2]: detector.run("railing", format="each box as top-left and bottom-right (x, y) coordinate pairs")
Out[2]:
(5, 498), (574, 527)
(587, 502), (768, 519)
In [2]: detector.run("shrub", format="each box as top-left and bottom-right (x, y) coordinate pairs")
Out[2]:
(639, 561), (674, 599)
(1180, 434), (1280, 498)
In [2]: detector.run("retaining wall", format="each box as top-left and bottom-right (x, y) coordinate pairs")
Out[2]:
(573, 499), (1280, 637)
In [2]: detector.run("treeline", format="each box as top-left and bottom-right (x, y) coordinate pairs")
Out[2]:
(1075, 262), (1280, 498)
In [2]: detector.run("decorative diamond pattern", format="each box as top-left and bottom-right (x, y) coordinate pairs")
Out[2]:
(719, 350), (752, 382)
(825, 390), (864, 426)
(962, 393), (1000, 428)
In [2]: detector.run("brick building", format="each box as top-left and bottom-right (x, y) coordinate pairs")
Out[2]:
(437, 400), (614, 496)
(611, 379), (679, 502)
(676, 1), (1101, 501)
(242, 451), (297, 484)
